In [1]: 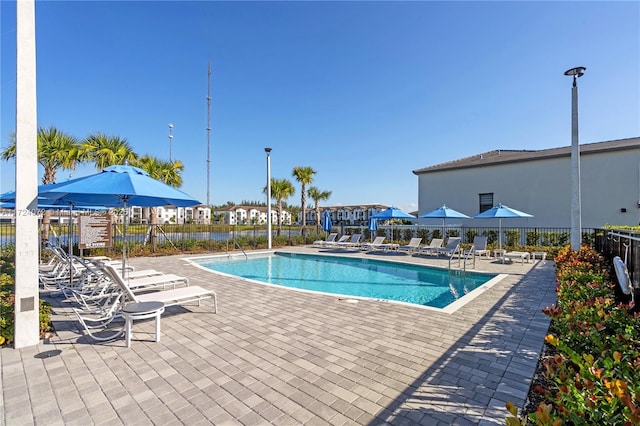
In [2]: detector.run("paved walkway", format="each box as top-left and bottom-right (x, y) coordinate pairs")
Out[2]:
(1, 248), (557, 425)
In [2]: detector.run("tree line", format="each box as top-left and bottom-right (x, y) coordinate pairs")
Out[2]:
(2, 127), (334, 239)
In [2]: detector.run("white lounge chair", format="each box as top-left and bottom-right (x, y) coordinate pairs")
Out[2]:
(72, 291), (128, 342)
(63, 257), (187, 310)
(396, 238), (422, 254)
(336, 234), (362, 249)
(464, 236), (490, 258)
(72, 263), (215, 343)
(102, 264), (218, 313)
(437, 237), (461, 257)
(418, 238), (444, 256)
(313, 233), (337, 247)
(360, 236), (393, 252)
(324, 235), (350, 247)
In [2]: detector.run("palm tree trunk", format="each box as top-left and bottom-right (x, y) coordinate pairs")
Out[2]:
(41, 210), (51, 242)
(301, 187), (306, 236)
(277, 201), (283, 236)
(150, 207), (158, 252)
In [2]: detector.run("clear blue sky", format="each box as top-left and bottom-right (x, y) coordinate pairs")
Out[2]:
(1, 1), (639, 214)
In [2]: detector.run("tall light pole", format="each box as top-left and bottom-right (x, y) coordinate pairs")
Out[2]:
(565, 66), (586, 251)
(265, 147), (272, 249)
(168, 123), (174, 162)
(206, 61), (212, 207)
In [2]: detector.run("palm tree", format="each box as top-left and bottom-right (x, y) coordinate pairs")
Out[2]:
(1, 127), (83, 184)
(136, 155), (184, 187)
(263, 178), (295, 236)
(81, 133), (138, 169)
(307, 186), (332, 234)
(1, 126), (84, 239)
(136, 155), (184, 251)
(292, 166), (316, 235)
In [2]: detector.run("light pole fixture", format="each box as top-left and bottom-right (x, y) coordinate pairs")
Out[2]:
(265, 147), (272, 249)
(564, 66), (586, 251)
(168, 123), (174, 162)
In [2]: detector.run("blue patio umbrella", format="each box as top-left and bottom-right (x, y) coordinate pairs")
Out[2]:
(321, 210), (332, 235)
(4, 165), (201, 273)
(473, 203), (533, 249)
(368, 217), (378, 242)
(372, 206), (416, 220)
(419, 204), (470, 238)
(372, 207), (415, 245)
(0, 165), (200, 208)
(35, 165), (201, 208)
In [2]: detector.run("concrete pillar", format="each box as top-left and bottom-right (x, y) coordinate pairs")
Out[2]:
(14, 0), (40, 348)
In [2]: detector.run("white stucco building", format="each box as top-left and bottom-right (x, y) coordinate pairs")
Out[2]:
(413, 137), (640, 229)
(305, 204), (388, 226)
(212, 206), (291, 226)
(126, 205), (211, 224)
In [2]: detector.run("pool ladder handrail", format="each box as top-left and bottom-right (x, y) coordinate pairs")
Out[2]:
(462, 245), (476, 271)
(449, 244), (475, 273)
(226, 239), (248, 260)
(448, 246), (462, 271)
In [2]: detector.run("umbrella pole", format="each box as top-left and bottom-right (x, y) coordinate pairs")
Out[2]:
(499, 218), (502, 250)
(122, 200), (127, 277)
(58, 209), (62, 245)
(68, 204), (73, 287)
(68, 204), (73, 257)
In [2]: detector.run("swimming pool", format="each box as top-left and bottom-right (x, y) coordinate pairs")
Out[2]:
(190, 252), (504, 311)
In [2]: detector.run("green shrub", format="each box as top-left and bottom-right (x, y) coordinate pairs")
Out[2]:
(507, 245), (640, 424)
(447, 229), (459, 238)
(484, 230), (498, 246)
(505, 229), (520, 246)
(526, 230), (541, 246)
(465, 229), (478, 243)
(417, 228), (431, 242)
(0, 245), (53, 347)
(541, 231), (570, 247)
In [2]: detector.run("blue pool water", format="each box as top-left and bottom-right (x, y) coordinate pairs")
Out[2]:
(193, 252), (497, 309)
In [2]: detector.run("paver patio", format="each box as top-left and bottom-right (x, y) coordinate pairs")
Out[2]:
(1, 247), (557, 425)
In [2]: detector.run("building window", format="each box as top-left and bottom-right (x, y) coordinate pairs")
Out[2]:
(479, 193), (493, 213)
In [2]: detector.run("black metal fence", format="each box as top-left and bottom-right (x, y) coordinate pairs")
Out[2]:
(594, 228), (639, 288)
(340, 225), (598, 248)
(0, 222), (305, 254)
(0, 221), (598, 251)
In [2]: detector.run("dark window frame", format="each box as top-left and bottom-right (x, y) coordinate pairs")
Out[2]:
(479, 193), (494, 213)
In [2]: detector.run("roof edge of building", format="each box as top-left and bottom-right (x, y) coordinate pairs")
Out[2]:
(413, 136), (640, 175)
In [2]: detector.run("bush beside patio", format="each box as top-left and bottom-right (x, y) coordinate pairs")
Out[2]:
(507, 245), (640, 425)
(0, 245), (52, 346)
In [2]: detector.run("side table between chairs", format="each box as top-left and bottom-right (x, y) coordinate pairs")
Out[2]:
(493, 249), (506, 263)
(531, 251), (547, 262)
(122, 301), (165, 348)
